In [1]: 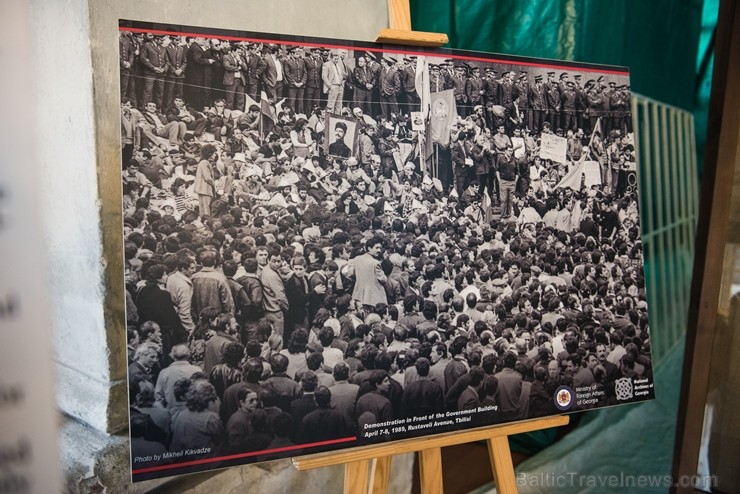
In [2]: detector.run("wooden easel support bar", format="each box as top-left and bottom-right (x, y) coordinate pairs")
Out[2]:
(294, 416), (569, 494)
(293, 415), (569, 470)
(375, 0), (449, 47)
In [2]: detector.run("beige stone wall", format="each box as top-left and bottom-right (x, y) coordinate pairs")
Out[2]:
(31, 1), (412, 491)
(34, 0), (388, 434)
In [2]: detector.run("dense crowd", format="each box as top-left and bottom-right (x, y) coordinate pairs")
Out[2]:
(122, 31), (651, 470)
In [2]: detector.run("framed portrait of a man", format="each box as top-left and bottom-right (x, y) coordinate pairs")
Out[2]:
(324, 113), (358, 159)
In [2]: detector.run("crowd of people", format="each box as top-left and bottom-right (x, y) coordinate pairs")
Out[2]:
(122, 31), (651, 472)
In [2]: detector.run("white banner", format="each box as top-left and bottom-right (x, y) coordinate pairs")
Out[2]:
(539, 133), (568, 163)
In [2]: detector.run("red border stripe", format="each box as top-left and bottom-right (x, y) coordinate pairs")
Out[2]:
(118, 26), (629, 76)
(131, 436), (357, 475)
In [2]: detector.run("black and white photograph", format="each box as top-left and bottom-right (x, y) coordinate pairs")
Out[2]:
(119, 20), (654, 482)
(324, 113), (359, 159)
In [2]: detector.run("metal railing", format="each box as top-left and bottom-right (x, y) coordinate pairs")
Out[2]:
(632, 93), (699, 363)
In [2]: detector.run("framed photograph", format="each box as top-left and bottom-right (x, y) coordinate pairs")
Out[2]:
(324, 113), (359, 159)
(119, 19), (653, 483)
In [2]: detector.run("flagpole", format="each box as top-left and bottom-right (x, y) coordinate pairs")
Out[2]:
(435, 142), (439, 180)
(587, 116), (600, 159)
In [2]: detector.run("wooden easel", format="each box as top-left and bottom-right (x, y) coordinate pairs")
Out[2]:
(294, 3), (568, 493)
(375, 0), (448, 47)
(294, 415), (569, 494)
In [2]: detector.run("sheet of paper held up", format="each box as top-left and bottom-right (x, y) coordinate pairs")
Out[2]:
(0, 1), (61, 492)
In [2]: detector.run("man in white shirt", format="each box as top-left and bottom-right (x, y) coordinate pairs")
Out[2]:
(322, 51), (346, 114)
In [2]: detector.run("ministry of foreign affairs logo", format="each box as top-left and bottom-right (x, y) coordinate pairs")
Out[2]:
(554, 385), (574, 411)
(615, 377), (634, 401)
(432, 98), (449, 119)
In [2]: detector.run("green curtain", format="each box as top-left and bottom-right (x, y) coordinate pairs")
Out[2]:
(409, 0), (711, 462)
(410, 0), (704, 111)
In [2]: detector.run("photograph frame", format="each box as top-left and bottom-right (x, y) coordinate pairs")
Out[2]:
(324, 112), (359, 160)
(118, 18), (653, 483)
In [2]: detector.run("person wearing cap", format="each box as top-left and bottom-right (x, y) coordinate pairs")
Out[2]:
(322, 50), (347, 114)
(561, 80), (577, 132)
(140, 34), (169, 111)
(352, 56), (374, 115)
(586, 82), (606, 138)
(572, 74), (587, 133)
(514, 72), (529, 131)
(398, 56), (419, 116)
(465, 66), (484, 118)
(543, 72), (562, 132)
(364, 52), (383, 117)
(616, 84), (632, 135)
(429, 63), (444, 93)
(303, 47), (324, 113)
(558, 72), (569, 92)
(345, 157), (371, 186)
(328, 120), (351, 158)
(284, 46), (307, 115)
(379, 57), (401, 121)
(120, 31), (136, 102)
(259, 43), (285, 103)
(482, 67), (500, 107)
(163, 34), (187, 109)
(139, 33), (169, 112)
(234, 166), (267, 205)
(609, 83), (627, 136)
(497, 71), (515, 110)
(529, 75), (547, 133)
(451, 64), (468, 116)
(238, 42), (262, 102)
(602, 81), (617, 136)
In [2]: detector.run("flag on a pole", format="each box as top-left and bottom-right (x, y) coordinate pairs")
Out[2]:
(482, 189), (493, 224)
(429, 89), (457, 146)
(554, 157), (602, 190)
(588, 117), (602, 149)
(274, 96), (288, 118)
(244, 93), (259, 113)
(260, 91), (277, 123)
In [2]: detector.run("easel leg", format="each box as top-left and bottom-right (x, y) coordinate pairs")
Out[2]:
(418, 448), (443, 494)
(369, 456), (392, 494)
(344, 459), (371, 494)
(487, 436), (517, 494)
